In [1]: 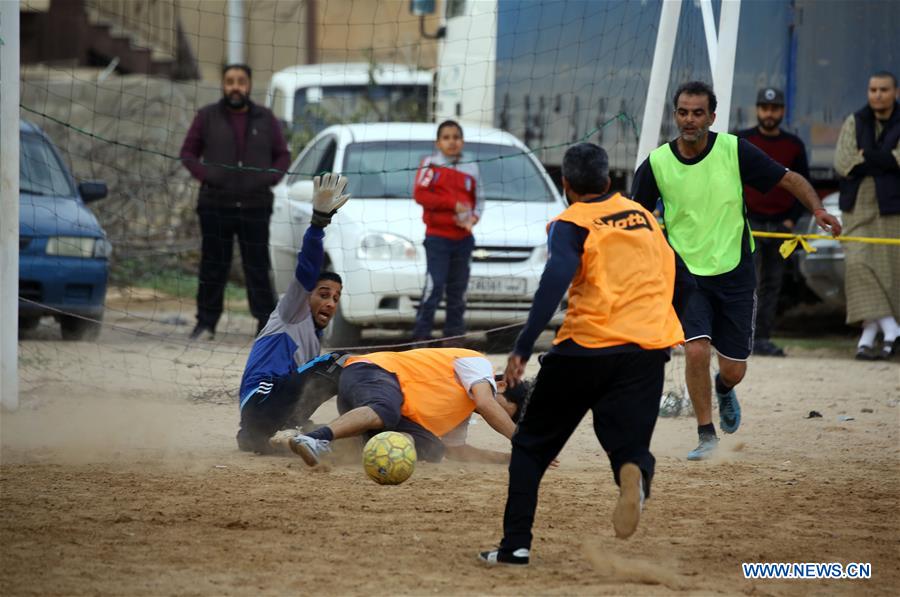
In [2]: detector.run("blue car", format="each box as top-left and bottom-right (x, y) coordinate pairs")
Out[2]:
(19, 119), (112, 340)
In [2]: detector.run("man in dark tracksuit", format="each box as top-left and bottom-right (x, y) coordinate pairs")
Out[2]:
(180, 63), (291, 340)
(479, 144), (691, 566)
(736, 87), (810, 357)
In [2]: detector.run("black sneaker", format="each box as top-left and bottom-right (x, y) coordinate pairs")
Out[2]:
(478, 548), (530, 566)
(408, 336), (434, 347)
(189, 324), (215, 341)
(236, 428), (272, 454)
(441, 336), (467, 348)
(855, 345), (884, 361)
(753, 339), (785, 357)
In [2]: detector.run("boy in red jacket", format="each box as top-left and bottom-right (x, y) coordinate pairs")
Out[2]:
(412, 120), (484, 344)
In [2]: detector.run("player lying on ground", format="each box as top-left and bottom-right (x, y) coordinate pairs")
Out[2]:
(236, 173), (351, 454)
(275, 347), (533, 465)
(479, 143), (690, 566)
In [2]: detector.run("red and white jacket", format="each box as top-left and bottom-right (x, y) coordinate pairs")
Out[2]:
(413, 153), (484, 240)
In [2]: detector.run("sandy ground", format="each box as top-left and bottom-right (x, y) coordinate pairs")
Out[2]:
(2, 310), (899, 596)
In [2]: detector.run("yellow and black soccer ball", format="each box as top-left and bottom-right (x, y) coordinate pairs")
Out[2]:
(362, 431), (417, 485)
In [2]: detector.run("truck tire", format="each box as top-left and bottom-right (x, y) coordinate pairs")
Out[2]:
(19, 316), (40, 331)
(60, 314), (103, 341)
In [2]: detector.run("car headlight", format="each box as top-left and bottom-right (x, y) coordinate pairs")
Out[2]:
(534, 244), (549, 262)
(45, 236), (112, 259)
(46, 236), (96, 258)
(357, 232), (417, 261)
(93, 238), (113, 259)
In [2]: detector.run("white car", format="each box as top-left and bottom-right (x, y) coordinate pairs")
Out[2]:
(269, 123), (567, 347)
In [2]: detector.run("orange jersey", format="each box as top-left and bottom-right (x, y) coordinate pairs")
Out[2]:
(552, 193), (684, 350)
(344, 348), (483, 437)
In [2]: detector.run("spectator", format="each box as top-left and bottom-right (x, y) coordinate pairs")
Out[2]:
(411, 120), (484, 345)
(834, 71), (900, 361)
(736, 87), (810, 357)
(180, 64), (291, 341)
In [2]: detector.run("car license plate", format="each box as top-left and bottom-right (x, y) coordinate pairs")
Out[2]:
(468, 276), (527, 296)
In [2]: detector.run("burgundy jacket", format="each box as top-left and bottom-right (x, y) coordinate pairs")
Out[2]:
(180, 99), (290, 209)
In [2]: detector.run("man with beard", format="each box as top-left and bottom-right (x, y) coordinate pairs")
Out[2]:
(736, 87), (810, 357)
(631, 81), (841, 461)
(180, 63), (291, 341)
(835, 71), (900, 361)
(236, 174), (351, 454)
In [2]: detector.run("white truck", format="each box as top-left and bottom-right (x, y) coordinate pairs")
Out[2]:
(265, 62), (432, 148)
(413, 0), (900, 182)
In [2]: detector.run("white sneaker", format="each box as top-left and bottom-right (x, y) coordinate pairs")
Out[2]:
(268, 428), (301, 452)
(477, 548), (530, 566)
(289, 434), (331, 466)
(612, 463), (645, 539)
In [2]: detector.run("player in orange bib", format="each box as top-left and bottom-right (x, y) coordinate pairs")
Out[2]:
(479, 143), (693, 566)
(280, 347), (530, 466)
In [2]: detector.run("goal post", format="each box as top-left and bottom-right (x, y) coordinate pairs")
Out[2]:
(0, 0), (20, 412)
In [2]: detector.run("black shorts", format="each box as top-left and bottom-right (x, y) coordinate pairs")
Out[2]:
(338, 363), (446, 462)
(237, 352), (345, 453)
(682, 257), (757, 360)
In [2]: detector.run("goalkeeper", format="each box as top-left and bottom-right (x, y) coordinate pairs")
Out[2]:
(236, 173), (351, 453)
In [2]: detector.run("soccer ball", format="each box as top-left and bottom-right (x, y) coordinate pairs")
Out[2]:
(362, 431), (417, 485)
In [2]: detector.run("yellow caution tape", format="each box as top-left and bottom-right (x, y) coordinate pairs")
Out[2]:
(750, 231), (900, 259)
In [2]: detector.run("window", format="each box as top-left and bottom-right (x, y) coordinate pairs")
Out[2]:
(271, 88), (287, 123)
(287, 135), (337, 185)
(292, 84), (429, 133)
(342, 141), (553, 202)
(446, 0), (467, 19)
(20, 133), (76, 198)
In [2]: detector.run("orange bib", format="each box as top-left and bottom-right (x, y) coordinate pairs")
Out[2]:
(344, 348), (483, 436)
(551, 194), (684, 350)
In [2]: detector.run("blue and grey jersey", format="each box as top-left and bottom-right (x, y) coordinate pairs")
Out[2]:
(239, 225), (325, 408)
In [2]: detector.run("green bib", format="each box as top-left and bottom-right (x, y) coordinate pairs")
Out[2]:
(649, 133), (752, 276)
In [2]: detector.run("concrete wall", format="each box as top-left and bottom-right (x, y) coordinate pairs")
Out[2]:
(316, 0), (440, 69)
(178, 0), (441, 85)
(177, 0), (311, 85)
(21, 69), (221, 266)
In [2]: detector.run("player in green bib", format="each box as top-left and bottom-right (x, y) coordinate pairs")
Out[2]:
(631, 81), (842, 460)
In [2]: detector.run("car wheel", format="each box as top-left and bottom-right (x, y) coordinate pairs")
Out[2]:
(322, 305), (361, 349)
(485, 324), (524, 354)
(60, 314), (103, 341)
(19, 316), (40, 331)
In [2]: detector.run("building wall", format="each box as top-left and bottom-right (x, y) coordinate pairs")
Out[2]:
(178, 0), (441, 85)
(316, 0), (440, 69)
(177, 0), (311, 84)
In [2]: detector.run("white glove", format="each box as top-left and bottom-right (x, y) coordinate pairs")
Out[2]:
(311, 173), (350, 228)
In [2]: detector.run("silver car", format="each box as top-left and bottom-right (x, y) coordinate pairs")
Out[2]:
(796, 192), (844, 307)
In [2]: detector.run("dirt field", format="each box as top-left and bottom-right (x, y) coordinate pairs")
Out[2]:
(2, 313), (899, 596)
